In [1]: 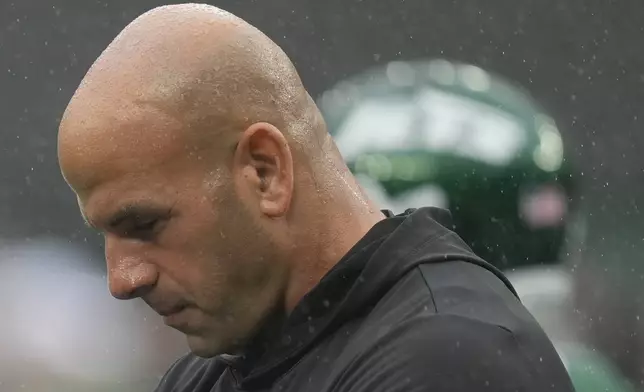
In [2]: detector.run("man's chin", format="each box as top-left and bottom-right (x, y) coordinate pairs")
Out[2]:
(185, 334), (240, 358)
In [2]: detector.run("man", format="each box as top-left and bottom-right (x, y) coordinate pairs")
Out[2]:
(57, 4), (574, 391)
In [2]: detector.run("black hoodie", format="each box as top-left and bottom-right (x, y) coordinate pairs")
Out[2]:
(155, 208), (574, 392)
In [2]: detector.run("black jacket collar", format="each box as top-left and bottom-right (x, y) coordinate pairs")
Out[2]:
(232, 208), (516, 389)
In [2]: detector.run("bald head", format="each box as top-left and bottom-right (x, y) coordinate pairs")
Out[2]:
(60, 4), (324, 185)
(85, 3), (306, 120)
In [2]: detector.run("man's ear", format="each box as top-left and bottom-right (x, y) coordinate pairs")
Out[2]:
(233, 122), (294, 217)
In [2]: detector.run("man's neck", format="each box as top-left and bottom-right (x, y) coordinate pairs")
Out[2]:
(283, 201), (385, 314)
(219, 300), (287, 379)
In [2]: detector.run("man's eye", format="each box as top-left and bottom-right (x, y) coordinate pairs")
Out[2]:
(133, 218), (159, 232)
(121, 218), (162, 239)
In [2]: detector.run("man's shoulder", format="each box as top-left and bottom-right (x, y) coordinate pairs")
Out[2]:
(154, 353), (225, 392)
(417, 260), (533, 329)
(333, 311), (574, 392)
(368, 260), (532, 335)
(328, 260), (574, 391)
(333, 261), (574, 391)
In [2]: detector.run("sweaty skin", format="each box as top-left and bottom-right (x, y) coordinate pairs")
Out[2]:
(58, 3), (383, 358)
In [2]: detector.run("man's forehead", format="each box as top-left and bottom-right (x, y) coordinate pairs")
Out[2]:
(59, 95), (189, 190)
(61, 86), (184, 143)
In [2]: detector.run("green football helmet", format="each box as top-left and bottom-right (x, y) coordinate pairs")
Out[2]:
(319, 59), (576, 270)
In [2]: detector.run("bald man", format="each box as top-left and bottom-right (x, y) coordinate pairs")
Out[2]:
(57, 4), (574, 392)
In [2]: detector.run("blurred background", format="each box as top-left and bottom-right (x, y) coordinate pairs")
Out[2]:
(1, 0), (643, 391)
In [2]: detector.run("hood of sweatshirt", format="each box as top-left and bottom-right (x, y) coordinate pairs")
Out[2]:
(230, 207), (517, 389)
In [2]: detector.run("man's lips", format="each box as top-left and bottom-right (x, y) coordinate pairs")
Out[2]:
(162, 307), (194, 331)
(156, 304), (186, 317)
(143, 298), (193, 329)
(144, 298), (187, 317)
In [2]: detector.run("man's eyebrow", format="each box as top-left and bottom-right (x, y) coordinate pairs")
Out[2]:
(82, 201), (174, 230)
(106, 203), (170, 228)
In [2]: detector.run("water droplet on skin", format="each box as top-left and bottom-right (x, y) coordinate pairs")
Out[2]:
(109, 258), (156, 290)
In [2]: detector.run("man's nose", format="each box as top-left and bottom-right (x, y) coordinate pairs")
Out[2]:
(105, 237), (158, 300)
